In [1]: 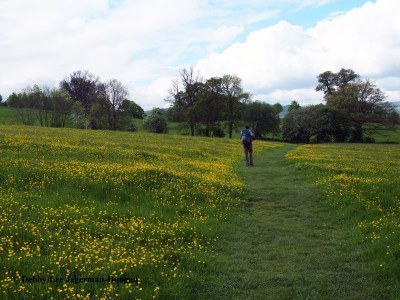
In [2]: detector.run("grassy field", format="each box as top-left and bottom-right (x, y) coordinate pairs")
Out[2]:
(0, 125), (275, 299)
(0, 107), (201, 136)
(3, 106), (399, 142)
(0, 107), (19, 125)
(188, 144), (400, 298)
(373, 128), (400, 143)
(286, 144), (400, 295)
(364, 124), (400, 143)
(1, 123), (400, 298)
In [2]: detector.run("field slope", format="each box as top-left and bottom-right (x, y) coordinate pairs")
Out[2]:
(192, 143), (400, 299)
(1, 125), (399, 298)
(0, 125), (277, 299)
(0, 107), (19, 125)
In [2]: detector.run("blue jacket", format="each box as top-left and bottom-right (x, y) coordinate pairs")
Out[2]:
(241, 129), (255, 144)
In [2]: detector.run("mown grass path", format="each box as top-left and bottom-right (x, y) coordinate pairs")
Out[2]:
(195, 143), (378, 299)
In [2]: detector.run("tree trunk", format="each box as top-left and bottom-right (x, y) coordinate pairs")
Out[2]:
(113, 110), (117, 130)
(190, 123), (195, 136)
(228, 121), (233, 139)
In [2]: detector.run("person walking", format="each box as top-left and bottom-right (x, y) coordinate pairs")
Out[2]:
(241, 125), (255, 166)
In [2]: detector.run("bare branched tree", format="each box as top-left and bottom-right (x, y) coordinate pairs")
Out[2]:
(106, 79), (129, 130)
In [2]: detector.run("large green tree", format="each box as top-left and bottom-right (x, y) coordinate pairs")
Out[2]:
(120, 99), (144, 119)
(193, 77), (226, 137)
(220, 74), (250, 138)
(316, 68), (395, 142)
(326, 79), (394, 141)
(389, 111), (400, 128)
(60, 70), (102, 115)
(288, 100), (301, 112)
(316, 68), (359, 98)
(117, 100), (145, 131)
(242, 101), (281, 138)
(282, 105), (351, 143)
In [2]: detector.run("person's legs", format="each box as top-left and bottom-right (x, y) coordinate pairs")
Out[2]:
(248, 144), (253, 166)
(243, 145), (249, 165)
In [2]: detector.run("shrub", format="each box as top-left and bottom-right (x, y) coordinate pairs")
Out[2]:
(143, 109), (168, 133)
(195, 122), (225, 137)
(127, 123), (138, 132)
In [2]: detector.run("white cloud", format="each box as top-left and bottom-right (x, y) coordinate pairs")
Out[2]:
(1, 0), (399, 110)
(197, 0), (400, 104)
(375, 77), (400, 91)
(0, 0), (276, 109)
(132, 77), (176, 110)
(385, 91), (400, 103)
(254, 88), (323, 106)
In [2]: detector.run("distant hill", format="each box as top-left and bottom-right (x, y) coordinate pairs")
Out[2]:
(392, 101), (400, 113)
(279, 105), (289, 118)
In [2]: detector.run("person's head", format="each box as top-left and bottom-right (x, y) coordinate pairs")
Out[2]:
(245, 125), (250, 129)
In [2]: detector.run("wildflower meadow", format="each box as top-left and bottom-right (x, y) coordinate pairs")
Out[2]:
(0, 125), (276, 299)
(286, 144), (400, 277)
(1, 124), (399, 298)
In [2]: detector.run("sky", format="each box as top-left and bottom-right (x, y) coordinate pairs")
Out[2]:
(1, 0), (399, 110)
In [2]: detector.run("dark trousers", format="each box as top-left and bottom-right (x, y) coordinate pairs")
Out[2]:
(243, 143), (253, 165)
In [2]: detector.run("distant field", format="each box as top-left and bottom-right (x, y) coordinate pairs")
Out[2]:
(0, 107), (179, 133)
(0, 106), (20, 125)
(3, 106), (399, 143)
(365, 124), (400, 143)
(0, 125), (275, 299)
(287, 144), (400, 280)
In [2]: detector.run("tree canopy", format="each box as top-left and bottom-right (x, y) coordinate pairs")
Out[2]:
(167, 67), (251, 138)
(317, 69), (395, 141)
(288, 101), (301, 112)
(316, 68), (359, 98)
(242, 101), (281, 138)
(282, 105), (351, 143)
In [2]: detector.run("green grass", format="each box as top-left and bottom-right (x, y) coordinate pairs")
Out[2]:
(0, 107), (20, 125)
(188, 143), (399, 299)
(1, 124), (399, 298)
(1, 122), (400, 298)
(1, 125), (269, 299)
(286, 143), (400, 297)
(374, 129), (400, 143)
(364, 124), (400, 143)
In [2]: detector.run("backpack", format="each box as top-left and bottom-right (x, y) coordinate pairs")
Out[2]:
(241, 129), (252, 145)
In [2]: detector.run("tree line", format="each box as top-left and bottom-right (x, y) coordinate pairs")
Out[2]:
(2, 68), (283, 138)
(5, 70), (144, 130)
(2, 67), (398, 142)
(164, 66), (281, 138)
(164, 67), (398, 142)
